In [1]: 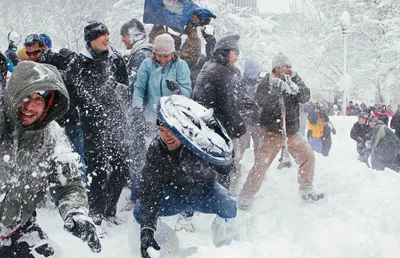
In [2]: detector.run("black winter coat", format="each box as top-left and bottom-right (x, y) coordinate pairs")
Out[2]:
(63, 45), (130, 152)
(127, 44), (153, 86)
(236, 77), (259, 126)
(139, 138), (229, 230)
(192, 56), (246, 139)
(390, 111), (400, 138)
(39, 49), (69, 71)
(350, 122), (370, 143)
(256, 73), (311, 135)
(0, 52), (6, 90)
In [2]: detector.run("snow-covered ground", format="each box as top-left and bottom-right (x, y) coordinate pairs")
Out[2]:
(38, 116), (400, 258)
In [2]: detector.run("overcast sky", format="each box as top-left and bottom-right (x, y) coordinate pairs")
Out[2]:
(258, 0), (291, 13)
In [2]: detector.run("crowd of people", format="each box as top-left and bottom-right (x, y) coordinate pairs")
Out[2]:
(0, 12), (398, 258)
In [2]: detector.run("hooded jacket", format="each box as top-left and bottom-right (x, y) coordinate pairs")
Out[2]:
(0, 61), (87, 237)
(127, 38), (153, 85)
(350, 122), (370, 143)
(370, 120), (400, 150)
(255, 72), (310, 135)
(192, 51), (246, 139)
(63, 44), (130, 151)
(132, 56), (192, 123)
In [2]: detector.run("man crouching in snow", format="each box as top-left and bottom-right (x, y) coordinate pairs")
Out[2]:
(0, 61), (101, 256)
(132, 95), (238, 258)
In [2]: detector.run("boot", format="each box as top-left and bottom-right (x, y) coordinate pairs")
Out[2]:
(154, 219), (180, 257)
(237, 196), (253, 210)
(211, 216), (240, 247)
(299, 188), (324, 202)
(174, 212), (196, 232)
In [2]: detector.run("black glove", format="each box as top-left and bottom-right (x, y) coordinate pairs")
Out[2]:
(64, 213), (101, 253)
(140, 228), (160, 258)
(201, 25), (215, 42)
(166, 80), (181, 94)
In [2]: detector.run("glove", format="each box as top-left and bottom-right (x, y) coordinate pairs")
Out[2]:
(201, 25), (215, 41)
(270, 78), (287, 94)
(166, 80), (181, 94)
(283, 74), (299, 95)
(365, 140), (372, 149)
(140, 228), (161, 258)
(64, 212), (101, 253)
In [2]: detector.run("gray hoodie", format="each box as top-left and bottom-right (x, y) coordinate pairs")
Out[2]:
(0, 61), (87, 237)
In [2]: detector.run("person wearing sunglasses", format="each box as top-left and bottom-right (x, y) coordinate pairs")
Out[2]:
(24, 33), (68, 70)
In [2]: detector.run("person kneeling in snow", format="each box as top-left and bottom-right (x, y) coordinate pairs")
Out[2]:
(365, 115), (400, 172)
(132, 95), (238, 258)
(0, 61), (101, 257)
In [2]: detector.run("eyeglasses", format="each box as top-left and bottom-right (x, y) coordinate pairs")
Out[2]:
(26, 49), (42, 56)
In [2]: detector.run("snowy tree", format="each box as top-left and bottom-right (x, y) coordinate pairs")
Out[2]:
(40, 0), (108, 52)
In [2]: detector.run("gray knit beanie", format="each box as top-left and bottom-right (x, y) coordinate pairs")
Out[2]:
(120, 18), (146, 42)
(271, 53), (291, 69)
(213, 34), (240, 53)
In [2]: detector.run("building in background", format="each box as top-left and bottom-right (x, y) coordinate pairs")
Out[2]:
(225, 0), (258, 15)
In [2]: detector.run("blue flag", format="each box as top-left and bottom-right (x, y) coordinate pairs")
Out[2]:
(143, 0), (215, 29)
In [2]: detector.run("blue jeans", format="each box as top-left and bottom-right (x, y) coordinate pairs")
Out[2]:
(308, 137), (322, 153)
(133, 183), (237, 223)
(66, 124), (87, 182)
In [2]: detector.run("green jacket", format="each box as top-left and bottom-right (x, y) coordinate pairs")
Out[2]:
(370, 120), (400, 149)
(0, 61), (87, 237)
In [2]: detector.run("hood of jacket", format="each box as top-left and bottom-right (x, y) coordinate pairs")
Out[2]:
(80, 43), (116, 61)
(4, 61), (69, 132)
(131, 38), (152, 54)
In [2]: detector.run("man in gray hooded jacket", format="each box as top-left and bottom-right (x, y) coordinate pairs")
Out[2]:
(0, 61), (101, 257)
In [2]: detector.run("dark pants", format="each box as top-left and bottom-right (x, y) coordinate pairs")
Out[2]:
(0, 214), (54, 258)
(133, 183), (237, 224)
(371, 147), (400, 171)
(85, 141), (130, 218)
(321, 137), (332, 157)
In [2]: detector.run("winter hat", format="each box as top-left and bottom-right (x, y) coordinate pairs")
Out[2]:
(84, 21), (109, 42)
(369, 115), (378, 122)
(59, 48), (75, 58)
(120, 18), (146, 42)
(243, 59), (262, 80)
(213, 34), (240, 54)
(39, 33), (52, 49)
(24, 34), (45, 47)
(272, 53), (291, 69)
(358, 112), (368, 119)
(35, 90), (54, 106)
(153, 33), (175, 55)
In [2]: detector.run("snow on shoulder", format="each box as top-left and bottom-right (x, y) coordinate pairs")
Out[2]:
(157, 95), (234, 165)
